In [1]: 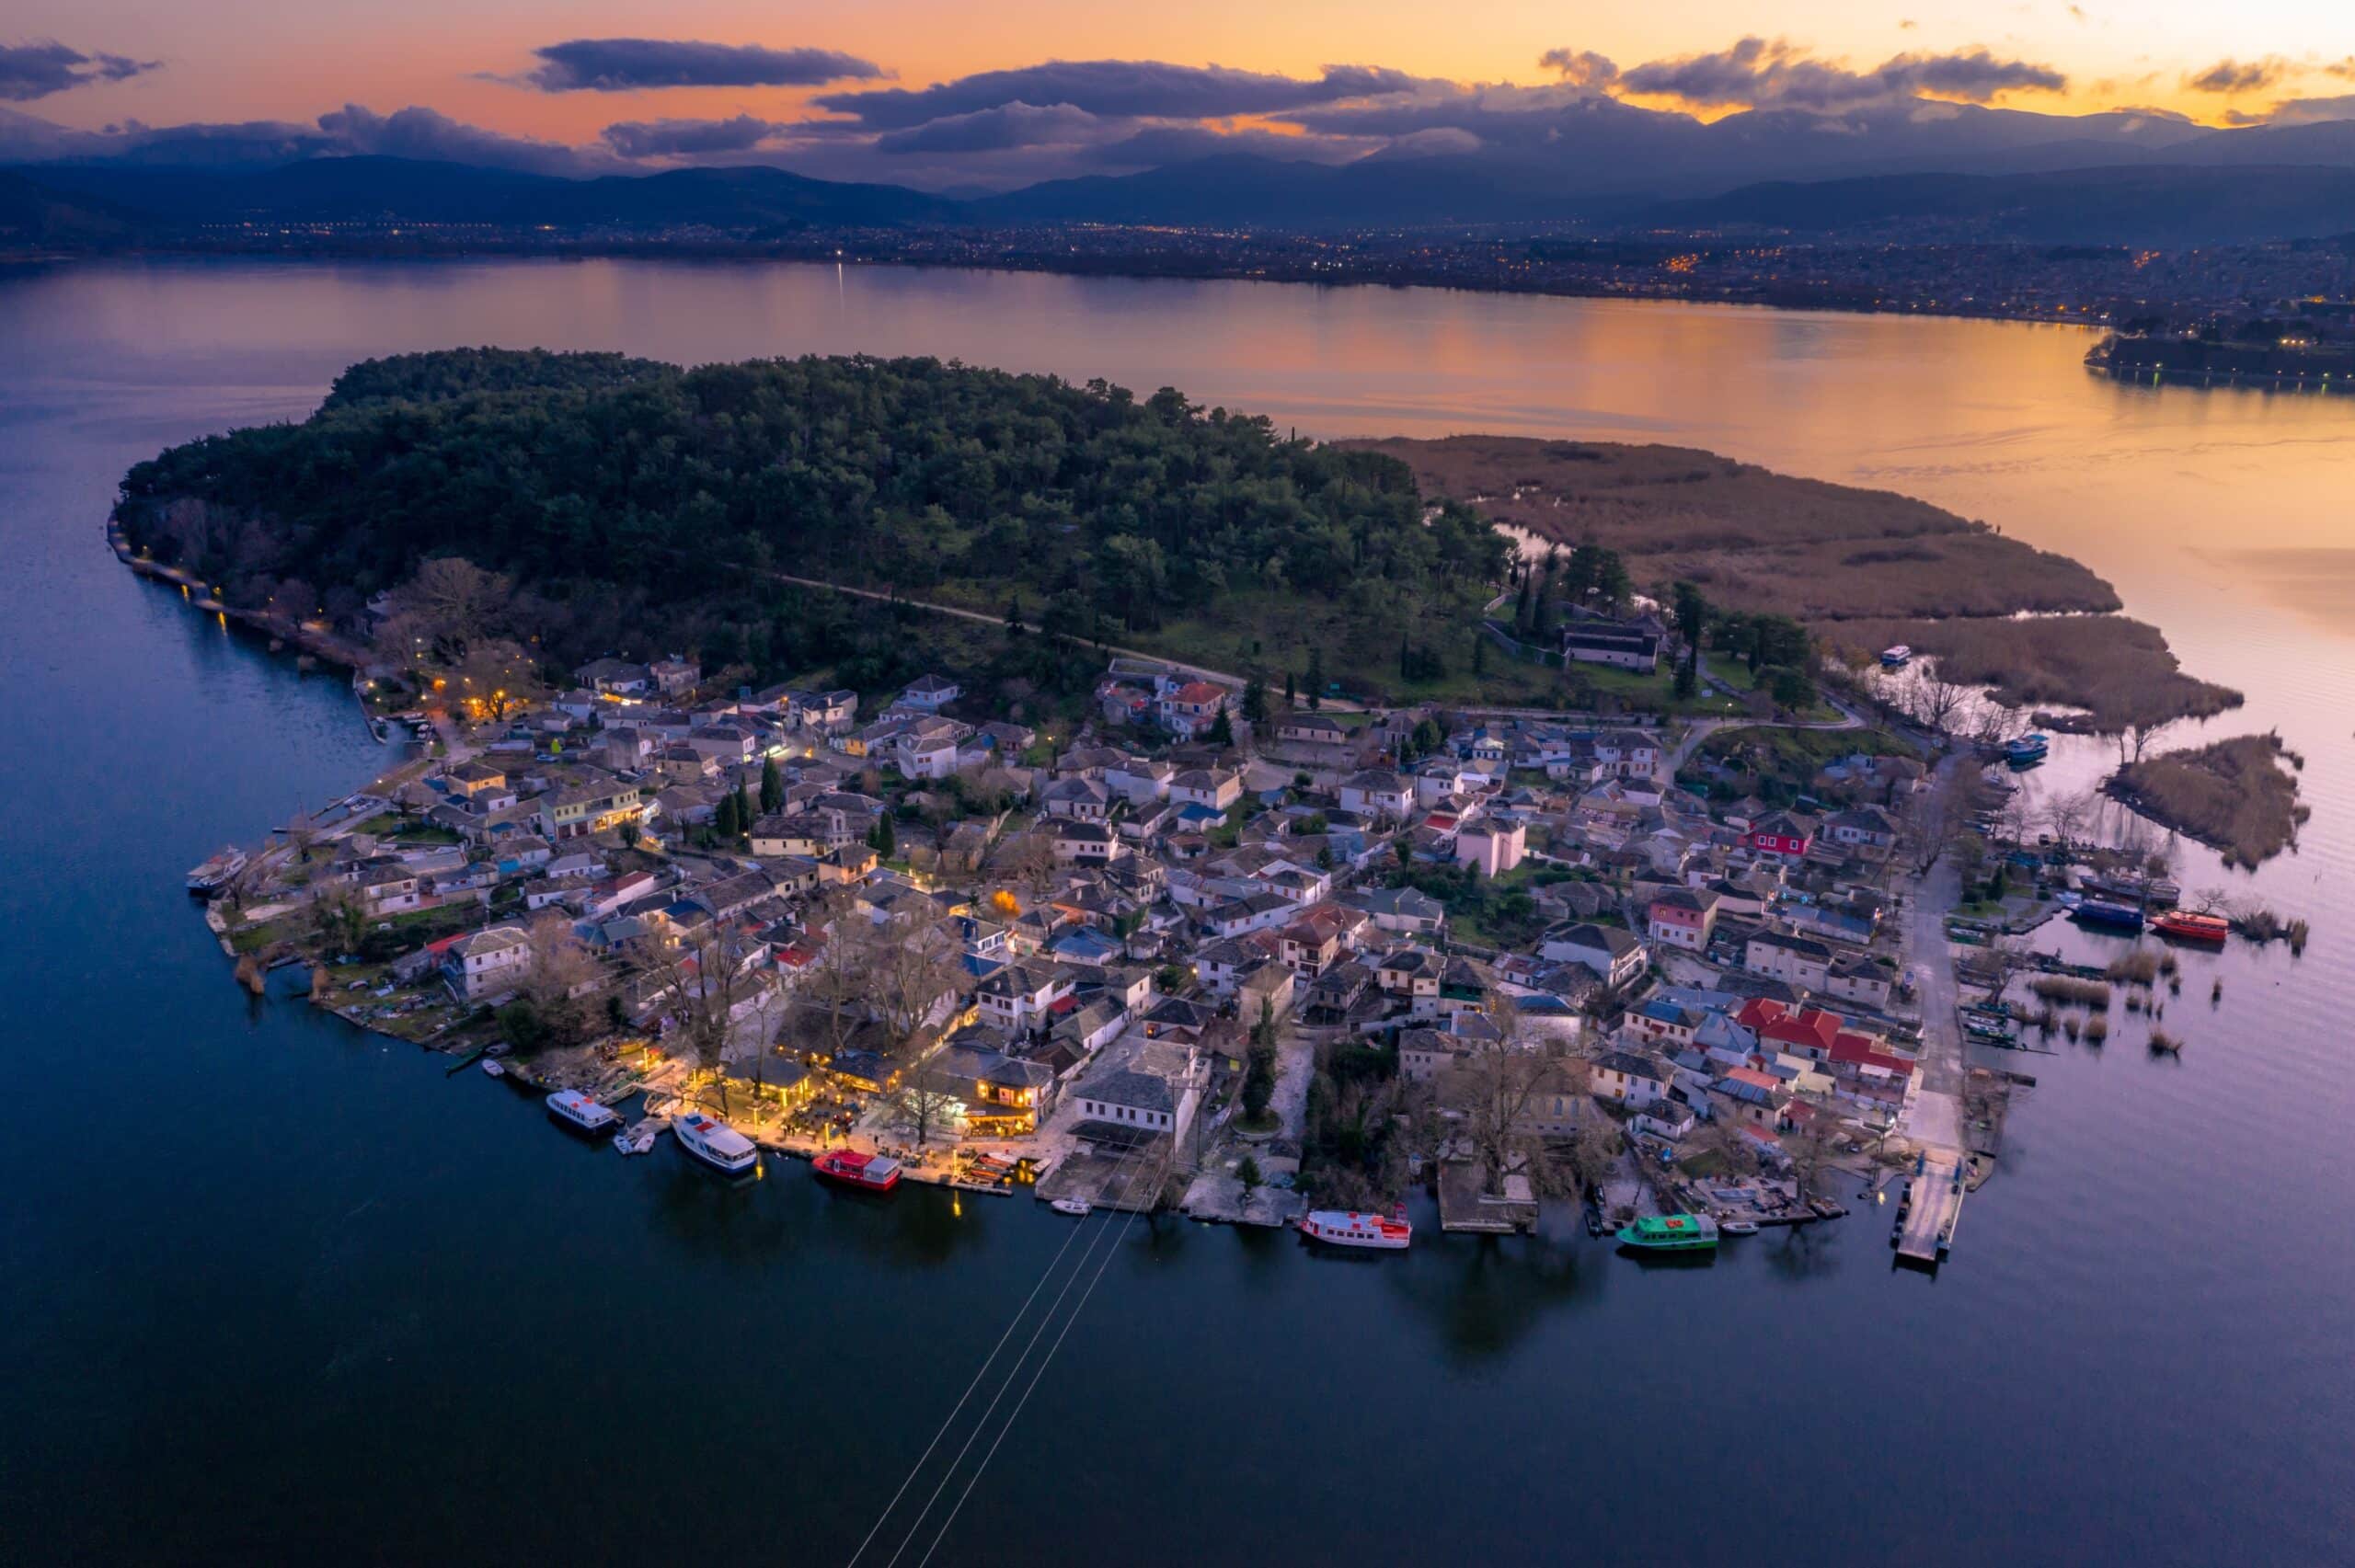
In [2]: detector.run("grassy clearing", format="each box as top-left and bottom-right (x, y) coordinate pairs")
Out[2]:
(2111, 733), (2308, 868)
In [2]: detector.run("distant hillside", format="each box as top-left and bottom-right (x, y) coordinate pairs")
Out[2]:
(12, 155), (959, 234)
(971, 153), (1589, 228)
(1633, 165), (2355, 245)
(0, 168), (141, 246)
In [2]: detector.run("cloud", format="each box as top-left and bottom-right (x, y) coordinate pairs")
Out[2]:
(813, 59), (1420, 131)
(316, 104), (615, 175)
(873, 101), (1107, 155)
(600, 114), (787, 158)
(2187, 58), (2287, 94)
(520, 39), (883, 93)
(1537, 49), (1617, 90)
(1617, 36), (2064, 110)
(0, 41), (160, 101)
(2223, 93), (2355, 128)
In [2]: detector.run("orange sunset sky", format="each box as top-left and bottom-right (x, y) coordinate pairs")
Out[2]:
(9, 1), (2355, 186)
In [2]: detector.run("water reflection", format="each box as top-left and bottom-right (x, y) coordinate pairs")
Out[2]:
(1384, 1231), (1599, 1365)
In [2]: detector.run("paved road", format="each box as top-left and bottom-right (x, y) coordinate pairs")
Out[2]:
(1900, 750), (1974, 1152)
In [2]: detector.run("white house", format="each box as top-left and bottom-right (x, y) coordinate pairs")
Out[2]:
(1071, 1045), (1202, 1148)
(1538, 922), (1648, 991)
(1455, 820), (1526, 878)
(1340, 770), (1413, 819)
(442, 925), (532, 1001)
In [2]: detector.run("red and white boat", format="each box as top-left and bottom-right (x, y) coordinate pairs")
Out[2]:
(813, 1150), (903, 1193)
(1297, 1207), (1412, 1251)
(2153, 909), (2230, 944)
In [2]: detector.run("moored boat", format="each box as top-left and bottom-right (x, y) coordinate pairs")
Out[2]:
(2154, 909), (2230, 944)
(2005, 733), (2051, 766)
(1049, 1196), (1092, 1217)
(1296, 1207), (1412, 1251)
(813, 1149), (902, 1192)
(614, 1121), (660, 1156)
(1616, 1213), (1719, 1252)
(2073, 899), (2145, 932)
(1719, 1219), (1759, 1236)
(674, 1111), (759, 1176)
(546, 1089), (618, 1134)
(480, 1058), (506, 1079)
(187, 847), (248, 893)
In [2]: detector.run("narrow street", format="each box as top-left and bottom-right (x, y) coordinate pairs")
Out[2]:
(1900, 750), (1973, 1153)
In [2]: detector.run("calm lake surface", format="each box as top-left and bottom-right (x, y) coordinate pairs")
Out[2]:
(2, 258), (2349, 1567)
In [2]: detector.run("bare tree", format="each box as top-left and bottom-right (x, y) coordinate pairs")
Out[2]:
(2041, 788), (2097, 852)
(1439, 1001), (1574, 1199)
(2117, 716), (2181, 770)
(385, 557), (515, 650)
(284, 809), (319, 865)
(635, 921), (764, 1114)
(518, 911), (602, 1048)
(1786, 1112), (1843, 1204)
(799, 891), (879, 1057)
(1912, 674), (1970, 738)
(1001, 825), (1059, 900)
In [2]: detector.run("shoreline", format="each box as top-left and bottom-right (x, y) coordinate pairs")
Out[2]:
(18, 240), (2128, 335)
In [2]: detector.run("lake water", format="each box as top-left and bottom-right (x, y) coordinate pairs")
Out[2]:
(2, 258), (2349, 1567)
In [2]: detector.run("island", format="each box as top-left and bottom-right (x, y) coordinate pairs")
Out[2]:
(109, 348), (2265, 1261)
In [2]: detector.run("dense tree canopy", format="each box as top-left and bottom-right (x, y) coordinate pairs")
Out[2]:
(118, 349), (1511, 671)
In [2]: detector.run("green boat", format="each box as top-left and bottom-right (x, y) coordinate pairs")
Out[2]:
(1616, 1213), (1719, 1252)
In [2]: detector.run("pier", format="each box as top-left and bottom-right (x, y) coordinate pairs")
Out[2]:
(1895, 1150), (1967, 1265)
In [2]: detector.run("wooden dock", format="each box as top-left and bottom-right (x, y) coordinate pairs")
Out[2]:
(1895, 1150), (1967, 1265)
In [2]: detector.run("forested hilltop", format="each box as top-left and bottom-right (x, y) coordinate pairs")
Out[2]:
(115, 349), (1511, 699)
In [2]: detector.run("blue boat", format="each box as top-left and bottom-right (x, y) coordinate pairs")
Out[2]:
(2005, 733), (2051, 766)
(2073, 898), (2144, 932)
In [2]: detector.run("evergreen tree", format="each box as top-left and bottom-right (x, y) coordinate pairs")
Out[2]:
(1675, 647), (1699, 700)
(869, 814), (897, 856)
(1514, 574), (1535, 638)
(733, 782), (753, 836)
(759, 756), (783, 816)
(1241, 676), (1268, 724)
(1283, 670), (1296, 706)
(1206, 707), (1235, 747)
(1304, 646), (1325, 710)
(1472, 632), (1488, 678)
(715, 792), (741, 839)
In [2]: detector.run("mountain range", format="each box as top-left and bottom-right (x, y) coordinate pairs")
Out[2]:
(10, 99), (2355, 246)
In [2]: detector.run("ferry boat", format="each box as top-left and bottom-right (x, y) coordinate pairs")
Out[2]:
(1879, 644), (1913, 668)
(186, 847), (248, 894)
(1615, 1213), (1719, 1252)
(2005, 733), (2051, 766)
(1297, 1207), (1413, 1251)
(546, 1090), (618, 1135)
(2073, 899), (2146, 932)
(812, 1149), (903, 1193)
(673, 1111), (759, 1176)
(2154, 909), (2230, 944)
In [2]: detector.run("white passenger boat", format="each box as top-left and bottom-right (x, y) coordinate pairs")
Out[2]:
(1296, 1207), (1412, 1251)
(1050, 1196), (1092, 1217)
(546, 1090), (618, 1134)
(187, 847), (248, 894)
(673, 1111), (759, 1175)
